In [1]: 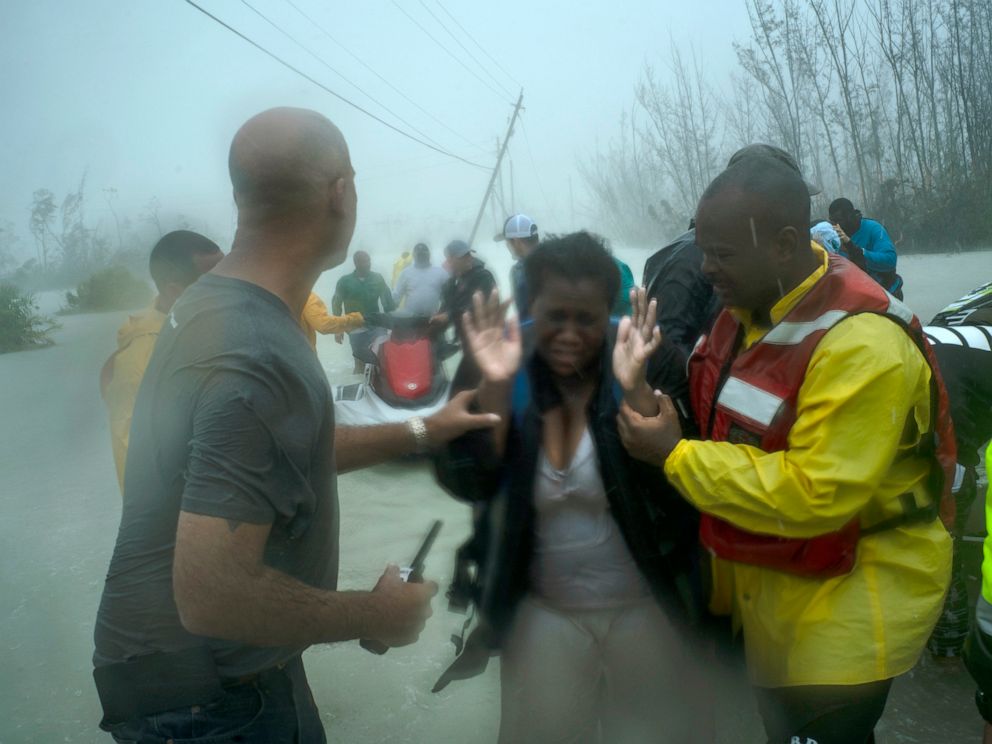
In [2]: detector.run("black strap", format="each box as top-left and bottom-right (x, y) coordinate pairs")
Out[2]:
(861, 492), (939, 536)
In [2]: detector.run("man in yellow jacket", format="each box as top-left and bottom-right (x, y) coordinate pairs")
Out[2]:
(299, 291), (363, 350)
(617, 156), (952, 743)
(100, 231), (223, 490)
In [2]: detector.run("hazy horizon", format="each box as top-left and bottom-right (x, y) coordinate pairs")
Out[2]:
(0, 1), (752, 259)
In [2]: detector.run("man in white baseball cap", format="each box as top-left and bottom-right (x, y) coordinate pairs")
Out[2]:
(494, 213), (539, 319)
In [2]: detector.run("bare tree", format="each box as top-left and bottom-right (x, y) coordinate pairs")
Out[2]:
(637, 46), (721, 216)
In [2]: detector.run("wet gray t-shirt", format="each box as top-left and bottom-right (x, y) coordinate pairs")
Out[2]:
(94, 274), (337, 677)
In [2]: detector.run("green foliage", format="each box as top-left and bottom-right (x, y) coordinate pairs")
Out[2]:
(0, 283), (60, 354)
(63, 266), (152, 314)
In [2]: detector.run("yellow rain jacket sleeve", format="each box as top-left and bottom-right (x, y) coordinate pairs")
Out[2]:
(392, 253), (413, 288)
(300, 292), (364, 349)
(665, 248), (952, 688)
(102, 306), (166, 492)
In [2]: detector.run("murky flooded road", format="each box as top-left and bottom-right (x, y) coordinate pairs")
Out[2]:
(1, 247), (988, 742)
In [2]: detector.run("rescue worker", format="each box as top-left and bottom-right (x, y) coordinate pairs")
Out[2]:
(617, 156), (955, 744)
(100, 230), (223, 490)
(644, 144), (819, 357)
(300, 291), (363, 350)
(963, 441), (992, 744)
(924, 290), (992, 656)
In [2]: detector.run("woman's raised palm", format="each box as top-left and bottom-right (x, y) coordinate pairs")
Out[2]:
(612, 287), (662, 392)
(463, 290), (522, 383)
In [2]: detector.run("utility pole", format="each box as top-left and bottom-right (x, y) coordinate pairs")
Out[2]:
(496, 137), (506, 215)
(468, 90), (524, 246)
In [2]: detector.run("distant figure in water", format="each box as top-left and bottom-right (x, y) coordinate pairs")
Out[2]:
(496, 212), (636, 319)
(299, 291), (364, 351)
(392, 242), (448, 316)
(391, 249), (412, 288)
(332, 250), (395, 373)
(434, 233), (707, 743)
(99, 230), (223, 491)
(430, 239), (496, 352)
(829, 197), (903, 299)
(495, 213), (540, 320)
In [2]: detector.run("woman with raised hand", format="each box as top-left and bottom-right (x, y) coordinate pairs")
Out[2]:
(433, 231), (708, 744)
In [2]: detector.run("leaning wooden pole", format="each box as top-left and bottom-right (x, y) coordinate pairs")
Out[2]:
(468, 90), (524, 247)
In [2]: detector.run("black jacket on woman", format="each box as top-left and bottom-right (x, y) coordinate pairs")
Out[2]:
(432, 323), (703, 688)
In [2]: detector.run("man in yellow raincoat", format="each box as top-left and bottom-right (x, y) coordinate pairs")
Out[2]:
(618, 156), (952, 743)
(392, 248), (413, 288)
(100, 231), (223, 490)
(299, 291), (363, 350)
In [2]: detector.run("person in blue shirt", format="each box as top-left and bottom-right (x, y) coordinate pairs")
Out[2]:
(828, 197), (903, 298)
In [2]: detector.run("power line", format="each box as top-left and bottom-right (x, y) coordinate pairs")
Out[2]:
(238, 0), (449, 154)
(181, 0), (490, 170)
(434, 0), (523, 91)
(415, 0), (515, 100)
(390, 0), (513, 106)
(281, 0), (487, 154)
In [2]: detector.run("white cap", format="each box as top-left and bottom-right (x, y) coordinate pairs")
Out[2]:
(494, 214), (538, 241)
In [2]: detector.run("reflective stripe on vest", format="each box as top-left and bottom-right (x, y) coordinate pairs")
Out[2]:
(716, 377), (784, 428)
(761, 309), (849, 346)
(886, 294), (915, 325)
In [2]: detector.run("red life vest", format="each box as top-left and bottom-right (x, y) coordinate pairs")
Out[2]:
(689, 255), (956, 577)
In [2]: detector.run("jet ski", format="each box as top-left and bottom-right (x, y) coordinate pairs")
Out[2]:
(332, 314), (452, 426)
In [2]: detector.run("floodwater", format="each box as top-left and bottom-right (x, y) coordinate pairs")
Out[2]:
(1, 247), (989, 743)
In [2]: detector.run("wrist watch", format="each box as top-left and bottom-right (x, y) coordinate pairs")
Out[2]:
(407, 416), (430, 454)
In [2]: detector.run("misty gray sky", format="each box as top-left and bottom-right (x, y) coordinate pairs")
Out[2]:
(0, 0), (749, 253)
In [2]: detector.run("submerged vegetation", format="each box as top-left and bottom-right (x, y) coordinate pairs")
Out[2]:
(0, 283), (59, 354)
(62, 266), (151, 314)
(586, 0), (992, 251)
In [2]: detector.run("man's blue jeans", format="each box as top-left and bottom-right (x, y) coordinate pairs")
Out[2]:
(102, 656), (325, 743)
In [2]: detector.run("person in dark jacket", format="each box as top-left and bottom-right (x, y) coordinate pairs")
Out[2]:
(430, 239), (497, 347)
(433, 232), (707, 744)
(642, 221), (720, 356)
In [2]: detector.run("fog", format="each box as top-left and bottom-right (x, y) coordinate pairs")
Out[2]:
(2, 1), (991, 742)
(0, 1), (749, 255)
